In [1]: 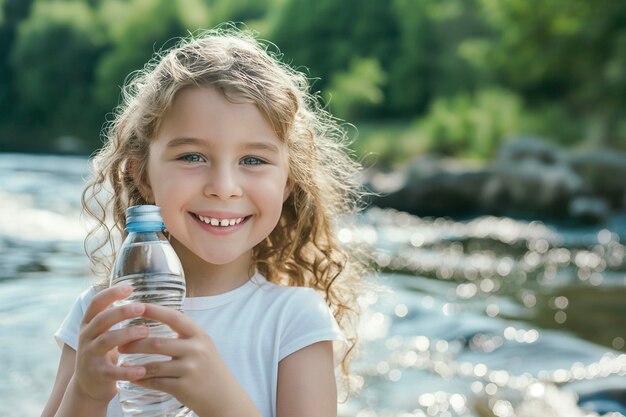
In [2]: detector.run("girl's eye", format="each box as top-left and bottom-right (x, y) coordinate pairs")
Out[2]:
(241, 156), (266, 166)
(179, 154), (205, 163)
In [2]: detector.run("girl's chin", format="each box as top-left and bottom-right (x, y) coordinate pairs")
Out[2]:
(194, 249), (254, 267)
(168, 237), (254, 267)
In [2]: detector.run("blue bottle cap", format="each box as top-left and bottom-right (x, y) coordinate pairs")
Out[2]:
(125, 205), (166, 232)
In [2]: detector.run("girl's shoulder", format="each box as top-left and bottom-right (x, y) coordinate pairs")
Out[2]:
(76, 285), (98, 308)
(252, 273), (335, 324)
(70, 284), (111, 315)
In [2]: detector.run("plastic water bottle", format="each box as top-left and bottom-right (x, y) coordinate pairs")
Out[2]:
(110, 205), (187, 417)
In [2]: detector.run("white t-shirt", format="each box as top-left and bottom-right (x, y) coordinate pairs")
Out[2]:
(55, 272), (344, 417)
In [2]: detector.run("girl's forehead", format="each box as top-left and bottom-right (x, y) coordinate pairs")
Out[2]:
(152, 87), (287, 150)
(158, 86), (285, 140)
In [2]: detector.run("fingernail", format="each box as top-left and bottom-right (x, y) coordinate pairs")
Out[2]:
(135, 368), (145, 378)
(119, 285), (132, 294)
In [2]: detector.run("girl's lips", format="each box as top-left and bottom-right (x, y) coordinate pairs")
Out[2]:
(192, 210), (249, 219)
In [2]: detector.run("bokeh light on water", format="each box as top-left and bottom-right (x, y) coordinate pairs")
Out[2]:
(338, 208), (626, 417)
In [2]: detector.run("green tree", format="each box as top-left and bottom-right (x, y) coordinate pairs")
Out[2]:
(325, 57), (386, 120)
(270, 0), (399, 102)
(271, 0), (492, 119)
(389, 0), (492, 115)
(10, 0), (105, 149)
(211, 0), (271, 24)
(417, 88), (522, 158)
(0, 0), (34, 137)
(475, 0), (626, 148)
(93, 0), (187, 116)
(176, 0), (211, 30)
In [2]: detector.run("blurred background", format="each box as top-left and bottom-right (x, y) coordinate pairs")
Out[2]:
(0, 1), (625, 417)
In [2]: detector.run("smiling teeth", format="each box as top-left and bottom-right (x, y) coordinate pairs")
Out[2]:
(197, 215), (243, 227)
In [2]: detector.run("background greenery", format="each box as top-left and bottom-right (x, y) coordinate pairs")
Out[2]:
(0, 0), (625, 164)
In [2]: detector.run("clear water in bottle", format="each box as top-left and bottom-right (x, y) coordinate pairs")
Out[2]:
(110, 205), (188, 417)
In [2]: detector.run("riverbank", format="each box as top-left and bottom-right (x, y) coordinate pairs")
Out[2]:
(365, 137), (626, 225)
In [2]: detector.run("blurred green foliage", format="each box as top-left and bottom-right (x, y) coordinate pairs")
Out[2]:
(0, 0), (624, 159)
(418, 88), (522, 159)
(325, 57), (386, 120)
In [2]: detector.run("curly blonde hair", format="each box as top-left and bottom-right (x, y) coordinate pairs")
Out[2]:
(82, 26), (367, 394)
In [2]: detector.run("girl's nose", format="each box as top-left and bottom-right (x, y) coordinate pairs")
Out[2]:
(203, 165), (242, 199)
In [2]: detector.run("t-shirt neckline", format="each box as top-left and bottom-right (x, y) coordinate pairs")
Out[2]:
(183, 272), (265, 310)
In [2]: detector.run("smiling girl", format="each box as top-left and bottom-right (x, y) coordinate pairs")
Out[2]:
(41, 26), (367, 417)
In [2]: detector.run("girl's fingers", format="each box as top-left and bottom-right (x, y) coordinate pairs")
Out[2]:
(81, 302), (146, 341)
(133, 375), (177, 393)
(141, 304), (198, 338)
(91, 325), (150, 356)
(82, 285), (132, 324)
(119, 336), (184, 358)
(138, 358), (183, 379)
(108, 363), (146, 382)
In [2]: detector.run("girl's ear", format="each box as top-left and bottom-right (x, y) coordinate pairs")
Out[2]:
(283, 178), (294, 202)
(129, 160), (154, 203)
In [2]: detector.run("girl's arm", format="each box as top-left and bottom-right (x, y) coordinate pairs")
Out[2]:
(40, 344), (76, 417)
(49, 370), (111, 417)
(40, 343), (110, 417)
(276, 341), (337, 417)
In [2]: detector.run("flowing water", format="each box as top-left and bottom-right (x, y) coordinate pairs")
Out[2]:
(0, 153), (624, 417)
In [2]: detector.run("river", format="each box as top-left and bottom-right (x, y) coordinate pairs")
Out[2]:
(0, 153), (624, 417)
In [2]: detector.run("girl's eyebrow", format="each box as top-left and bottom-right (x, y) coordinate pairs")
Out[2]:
(166, 136), (281, 154)
(165, 137), (204, 148)
(242, 141), (280, 154)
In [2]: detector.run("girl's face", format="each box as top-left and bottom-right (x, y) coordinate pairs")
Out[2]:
(144, 87), (291, 278)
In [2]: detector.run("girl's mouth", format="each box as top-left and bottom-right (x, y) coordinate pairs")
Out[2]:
(191, 213), (251, 228)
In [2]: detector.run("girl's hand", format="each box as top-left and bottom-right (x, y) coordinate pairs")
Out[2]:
(73, 285), (149, 405)
(119, 304), (261, 417)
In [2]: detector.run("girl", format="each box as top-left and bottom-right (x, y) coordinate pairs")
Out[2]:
(41, 26), (366, 417)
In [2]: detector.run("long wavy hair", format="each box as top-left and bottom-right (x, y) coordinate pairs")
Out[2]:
(82, 26), (368, 394)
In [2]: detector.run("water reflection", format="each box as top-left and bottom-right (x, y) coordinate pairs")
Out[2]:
(339, 208), (626, 417)
(1, 155), (625, 417)
(345, 208), (626, 350)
